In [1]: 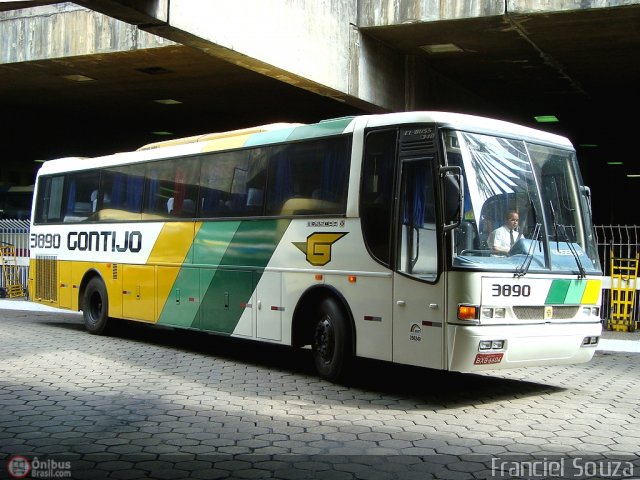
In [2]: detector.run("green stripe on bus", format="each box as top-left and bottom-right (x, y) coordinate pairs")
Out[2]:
(545, 279), (571, 304)
(243, 117), (353, 146)
(157, 266), (201, 328)
(197, 219), (290, 333)
(157, 222), (240, 328)
(286, 117), (354, 141)
(564, 279), (588, 304)
(158, 219), (290, 332)
(545, 279), (587, 304)
(243, 127), (299, 146)
(193, 221), (241, 265)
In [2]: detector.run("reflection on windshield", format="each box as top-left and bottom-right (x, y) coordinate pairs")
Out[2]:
(448, 130), (601, 275)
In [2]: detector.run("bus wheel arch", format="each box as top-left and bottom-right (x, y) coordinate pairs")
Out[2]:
(292, 286), (355, 381)
(79, 271), (110, 335)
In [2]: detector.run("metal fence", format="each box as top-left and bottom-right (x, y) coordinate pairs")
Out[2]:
(1, 221), (638, 320)
(594, 225), (640, 274)
(594, 225), (640, 324)
(0, 219), (30, 296)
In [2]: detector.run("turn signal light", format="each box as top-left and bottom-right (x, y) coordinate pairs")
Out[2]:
(458, 304), (478, 320)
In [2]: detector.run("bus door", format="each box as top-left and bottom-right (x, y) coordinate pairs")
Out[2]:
(392, 157), (445, 370)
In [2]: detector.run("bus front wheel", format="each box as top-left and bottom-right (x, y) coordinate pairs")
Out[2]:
(312, 298), (351, 381)
(83, 277), (109, 335)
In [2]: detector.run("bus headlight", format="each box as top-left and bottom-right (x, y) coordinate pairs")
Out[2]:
(582, 306), (601, 317)
(493, 308), (506, 319)
(480, 307), (506, 319)
(479, 339), (506, 351)
(481, 307), (493, 319)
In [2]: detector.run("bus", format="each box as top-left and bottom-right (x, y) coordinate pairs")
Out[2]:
(0, 185), (33, 220)
(28, 112), (603, 381)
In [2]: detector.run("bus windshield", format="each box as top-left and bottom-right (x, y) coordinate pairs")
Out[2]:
(448, 130), (601, 275)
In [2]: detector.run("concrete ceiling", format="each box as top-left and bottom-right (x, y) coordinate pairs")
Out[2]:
(2, 44), (361, 158)
(364, 5), (639, 146)
(361, 4), (640, 224)
(1, 2), (638, 224)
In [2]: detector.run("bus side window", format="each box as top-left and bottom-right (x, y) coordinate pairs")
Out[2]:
(361, 129), (396, 266)
(63, 171), (100, 222)
(264, 138), (349, 216)
(35, 176), (64, 224)
(98, 165), (144, 221)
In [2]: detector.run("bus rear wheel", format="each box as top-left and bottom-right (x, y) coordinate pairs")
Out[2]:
(312, 297), (351, 381)
(83, 277), (109, 335)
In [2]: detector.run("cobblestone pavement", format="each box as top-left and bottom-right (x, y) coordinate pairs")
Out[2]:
(1, 308), (639, 479)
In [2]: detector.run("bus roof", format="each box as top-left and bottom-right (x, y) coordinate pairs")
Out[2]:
(136, 123), (302, 151)
(361, 111), (573, 148)
(36, 112), (573, 176)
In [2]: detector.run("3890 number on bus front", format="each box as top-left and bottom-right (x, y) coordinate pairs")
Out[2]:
(491, 284), (531, 297)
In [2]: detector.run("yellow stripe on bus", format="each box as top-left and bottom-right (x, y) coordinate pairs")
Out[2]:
(199, 134), (254, 153)
(149, 222), (202, 321)
(581, 279), (602, 305)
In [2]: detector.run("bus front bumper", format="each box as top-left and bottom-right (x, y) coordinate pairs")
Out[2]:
(448, 321), (603, 372)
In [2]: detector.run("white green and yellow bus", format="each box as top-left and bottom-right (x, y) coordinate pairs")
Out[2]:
(28, 112), (603, 381)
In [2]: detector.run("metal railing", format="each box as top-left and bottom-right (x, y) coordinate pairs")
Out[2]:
(0, 219), (29, 297)
(594, 225), (640, 325)
(594, 225), (640, 275)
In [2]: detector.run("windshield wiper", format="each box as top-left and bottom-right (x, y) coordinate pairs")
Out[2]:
(514, 197), (541, 277)
(515, 223), (541, 277)
(548, 200), (586, 278)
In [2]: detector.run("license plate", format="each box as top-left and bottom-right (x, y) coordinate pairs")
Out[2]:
(474, 353), (504, 365)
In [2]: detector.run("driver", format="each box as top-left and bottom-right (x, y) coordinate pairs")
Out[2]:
(488, 210), (521, 254)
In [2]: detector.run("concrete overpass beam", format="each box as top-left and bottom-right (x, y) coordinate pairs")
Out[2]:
(358, 0), (636, 25)
(72, 0), (168, 26)
(162, 0), (405, 112)
(359, 0), (506, 26)
(0, 2), (174, 63)
(70, 0), (408, 112)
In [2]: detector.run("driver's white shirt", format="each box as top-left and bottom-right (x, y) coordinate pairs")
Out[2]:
(488, 225), (520, 252)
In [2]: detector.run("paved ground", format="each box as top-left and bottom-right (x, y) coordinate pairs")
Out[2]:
(1, 301), (639, 479)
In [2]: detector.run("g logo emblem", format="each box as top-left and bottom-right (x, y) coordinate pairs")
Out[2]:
(294, 232), (347, 266)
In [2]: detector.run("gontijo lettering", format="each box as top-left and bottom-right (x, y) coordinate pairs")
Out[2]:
(30, 231), (142, 252)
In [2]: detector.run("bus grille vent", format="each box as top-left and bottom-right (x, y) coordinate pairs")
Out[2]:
(112, 264), (118, 280)
(35, 255), (57, 302)
(513, 306), (580, 320)
(399, 139), (435, 156)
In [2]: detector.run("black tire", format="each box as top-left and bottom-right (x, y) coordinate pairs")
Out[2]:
(83, 277), (109, 335)
(312, 297), (351, 381)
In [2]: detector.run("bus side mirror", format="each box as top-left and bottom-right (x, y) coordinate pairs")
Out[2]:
(440, 166), (462, 232)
